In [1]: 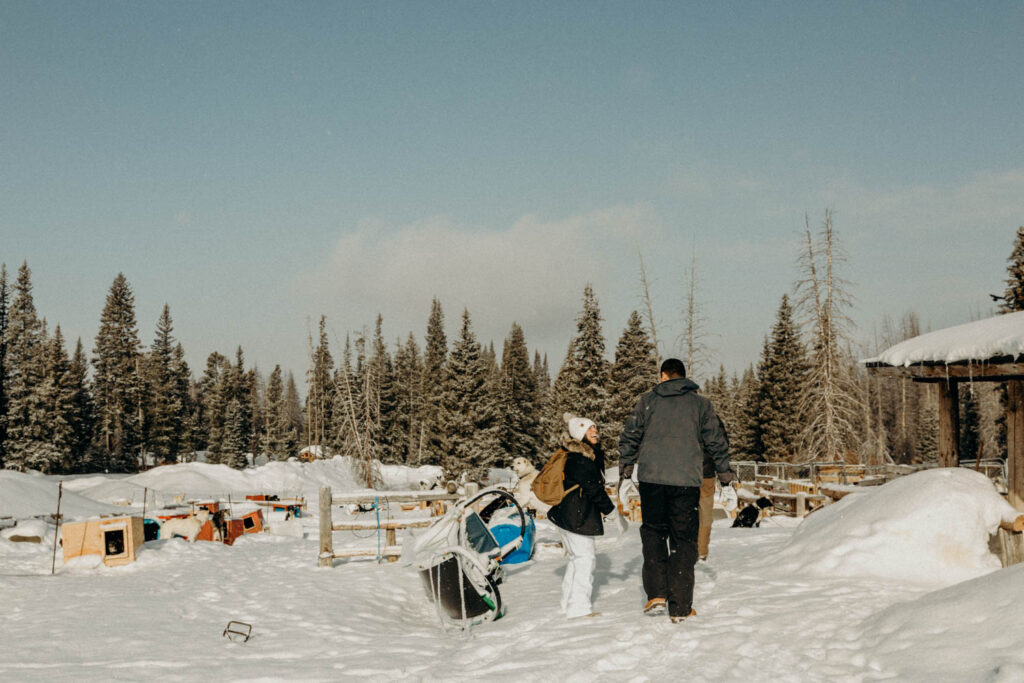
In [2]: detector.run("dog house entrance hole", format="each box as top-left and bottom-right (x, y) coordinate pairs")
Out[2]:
(243, 515), (256, 530)
(104, 529), (126, 557)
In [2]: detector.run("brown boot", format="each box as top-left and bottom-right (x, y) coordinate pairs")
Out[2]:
(670, 609), (697, 624)
(643, 597), (666, 615)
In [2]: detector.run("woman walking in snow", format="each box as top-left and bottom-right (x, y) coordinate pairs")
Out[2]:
(547, 413), (616, 619)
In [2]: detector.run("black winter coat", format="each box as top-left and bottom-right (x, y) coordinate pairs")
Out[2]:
(547, 439), (615, 536)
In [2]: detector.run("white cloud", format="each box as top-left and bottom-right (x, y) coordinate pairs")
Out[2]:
(295, 204), (666, 360)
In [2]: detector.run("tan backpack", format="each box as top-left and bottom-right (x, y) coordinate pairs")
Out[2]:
(531, 449), (580, 506)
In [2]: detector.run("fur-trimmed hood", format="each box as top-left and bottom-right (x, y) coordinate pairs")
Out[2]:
(562, 438), (596, 461)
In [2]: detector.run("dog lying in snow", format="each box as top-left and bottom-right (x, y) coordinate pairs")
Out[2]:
(511, 456), (550, 515)
(731, 497), (773, 528)
(159, 509), (210, 542)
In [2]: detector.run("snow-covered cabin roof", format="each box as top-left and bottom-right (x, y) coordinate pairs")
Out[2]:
(864, 311), (1024, 368)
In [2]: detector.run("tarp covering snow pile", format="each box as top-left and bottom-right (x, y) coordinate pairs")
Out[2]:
(775, 468), (1018, 588)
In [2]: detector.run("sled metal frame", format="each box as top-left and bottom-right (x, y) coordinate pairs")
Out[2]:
(222, 620), (253, 643)
(415, 487), (526, 632)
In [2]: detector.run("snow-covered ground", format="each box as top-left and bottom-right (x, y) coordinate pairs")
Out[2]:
(2, 459), (1023, 682)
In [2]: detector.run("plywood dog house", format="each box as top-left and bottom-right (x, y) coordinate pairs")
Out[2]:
(61, 516), (145, 567)
(222, 508), (265, 546)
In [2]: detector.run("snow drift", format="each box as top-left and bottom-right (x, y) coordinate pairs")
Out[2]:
(0, 470), (119, 520)
(775, 468), (1018, 587)
(856, 561), (1024, 680)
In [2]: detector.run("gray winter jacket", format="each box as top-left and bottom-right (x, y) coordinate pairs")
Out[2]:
(618, 377), (731, 488)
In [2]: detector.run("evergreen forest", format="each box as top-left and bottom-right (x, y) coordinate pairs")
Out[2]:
(3, 221), (1023, 481)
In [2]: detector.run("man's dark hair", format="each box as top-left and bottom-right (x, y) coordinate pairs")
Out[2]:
(660, 358), (686, 378)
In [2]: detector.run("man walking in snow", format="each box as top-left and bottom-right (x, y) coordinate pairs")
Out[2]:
(618, 358), (733, 623)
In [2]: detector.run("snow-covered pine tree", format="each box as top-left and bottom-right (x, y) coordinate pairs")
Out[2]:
(729, 366), (763, 461)
(440, 309), (492, 481)
(755, 295), (809, 462)
(305, 316), (334, 451)
(959, 384), (981, 462)
(499, 323), (541, 465)
(705, 365), (735, 442)
(392, 332), (425, 464)
(197, 351), (231, 463)
(420, 298), (448, 467)
(91, 273), (144, 472)
(67, 338), (96, 472)
(4, 263), (51, 471)
(545, 286), (614, 450)
(368, 315), (398, 463)
(0, 264), (9, 468)
(533, 351), (550, 401)
(544, 341), (578, 450)
(171, 343), (193, 459)
(999, 226), (1024, 313)
(916, 384), (940, 463)
(146, 304), (185, 465)
(233, 348), (258, 465)
(283, 371), (302, 455)
(608, 310), (658, 460)
(262, 365), (290, 461)
(38, 325), (78, 473)
(794, 212), (863, 462)
(221, 397), (249, 468)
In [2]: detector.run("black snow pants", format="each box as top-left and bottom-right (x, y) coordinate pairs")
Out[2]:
(638, 482), (701, 617)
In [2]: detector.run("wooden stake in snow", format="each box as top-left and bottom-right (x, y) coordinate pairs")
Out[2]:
(51, 481), (64, 575)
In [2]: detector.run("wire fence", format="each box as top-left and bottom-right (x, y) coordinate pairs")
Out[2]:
(732, 458), (1007, 488)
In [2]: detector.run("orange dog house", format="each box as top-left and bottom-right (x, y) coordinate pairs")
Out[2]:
(222, 509), (265, 545)
(61, 516), (145, 567)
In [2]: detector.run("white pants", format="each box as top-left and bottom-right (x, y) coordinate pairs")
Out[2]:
(558, 528), (597, 619)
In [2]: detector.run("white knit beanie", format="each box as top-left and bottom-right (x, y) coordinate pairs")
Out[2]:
(563, 412), (596, 441)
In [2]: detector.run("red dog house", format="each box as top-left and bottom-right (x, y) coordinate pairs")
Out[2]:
(222, 509), (265, 545)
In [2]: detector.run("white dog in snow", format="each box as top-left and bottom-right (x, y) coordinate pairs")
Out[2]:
(511, 456), (551, 515)
(159, 509), (210, 542)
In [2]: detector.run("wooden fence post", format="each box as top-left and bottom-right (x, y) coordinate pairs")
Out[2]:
(795, 492), (807, 518)
(318, 486), (333, 568)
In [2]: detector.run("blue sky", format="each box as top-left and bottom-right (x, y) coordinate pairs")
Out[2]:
(3, 1), (1022, 385)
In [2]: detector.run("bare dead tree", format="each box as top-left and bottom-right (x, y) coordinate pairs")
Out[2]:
(794, 211), (864, 462)
(330, 329), (381, 488)
(679, 241), (711, 381)
(638, 253), (661, 380)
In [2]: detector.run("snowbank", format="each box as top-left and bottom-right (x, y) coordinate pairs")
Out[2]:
(73, 457), (440, 508)
(775, 468), (1017, 588)
(856, 562), (1024, 680)
(866, 310), (1024, 366)
(0, 470), (119, 520)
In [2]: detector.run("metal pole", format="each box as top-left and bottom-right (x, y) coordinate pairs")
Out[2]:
(51, 481), (64, 575)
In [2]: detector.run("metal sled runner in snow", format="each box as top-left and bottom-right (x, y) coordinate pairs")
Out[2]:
(408, 487), (529, 629)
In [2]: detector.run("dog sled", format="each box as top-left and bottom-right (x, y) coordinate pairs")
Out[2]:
(407, 486), (530, 630)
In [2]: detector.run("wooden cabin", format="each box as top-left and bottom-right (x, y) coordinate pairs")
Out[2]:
(864, 311), (1024, 512)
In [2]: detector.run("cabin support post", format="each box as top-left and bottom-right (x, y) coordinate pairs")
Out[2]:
(937, 380), (960, 468)
(1007, 380), (1024, 512)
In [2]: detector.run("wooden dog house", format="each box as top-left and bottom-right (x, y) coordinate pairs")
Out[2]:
(222, 509), (265, 545)
(62, 516), (145, 567)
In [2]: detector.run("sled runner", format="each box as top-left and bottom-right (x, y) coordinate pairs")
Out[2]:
(408, 487), (528, 630)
